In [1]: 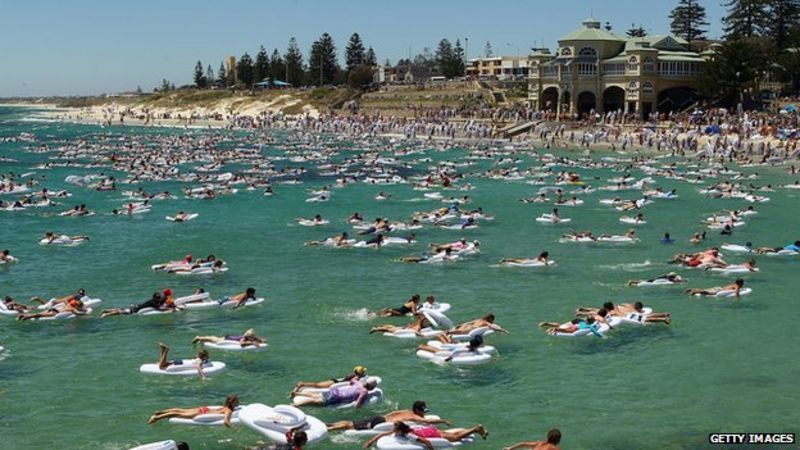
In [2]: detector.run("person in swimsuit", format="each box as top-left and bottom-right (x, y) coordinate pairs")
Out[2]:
(504, 428), (562, 450)
(363, 234), (385, 247)
(327, 400), (451, 431)
(363, 421), (487, 449)
(1, 249), (15, 262)
(577, 302), (671, 325)
(291, 379), (377, 408)
(379, 294), (420, 317)
(246, 428), (308, 450)
(223, 287), (257, 309)
(2, 296), (31, 313)
(101, 291), (172, 317)
(147, 394), (239, 426)
(155, 342), (211, 380)
(291, 366), (367, 394)
(417, 336), (485, 361)
(29, 288), (87, 308)
(686, 278), (745, 297)
(626, 272), (685, 286)
(540, 317), (603, 337)
(16, 297), (89, 320)
(192, 328), (266, 347)
(370, 314), (433, 336)
(436, 314), (509, 342)
(500, 251), (549, 265)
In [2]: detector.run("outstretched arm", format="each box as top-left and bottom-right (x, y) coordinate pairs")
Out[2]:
(491, 323), (510, 334)
(363, 431), (392, 449)
(224, 409), (233, 428)
(355, 388), (367, 408)
(504, 443), (538, 450)
(196, 360), (206, 380)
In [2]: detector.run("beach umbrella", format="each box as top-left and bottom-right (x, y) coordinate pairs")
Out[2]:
(784, 104), (797, 113)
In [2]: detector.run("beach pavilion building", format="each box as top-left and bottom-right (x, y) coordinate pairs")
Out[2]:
(528, 18), (707, 118)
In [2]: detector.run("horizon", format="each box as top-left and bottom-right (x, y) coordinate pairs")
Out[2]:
(0, 0), (725, 97)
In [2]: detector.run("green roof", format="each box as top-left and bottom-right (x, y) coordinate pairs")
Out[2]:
(559, 18), (625, 42)
(656, 53), (705, 62)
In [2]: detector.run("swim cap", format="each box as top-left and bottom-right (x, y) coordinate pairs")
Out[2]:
(354, 365), (367, 376)
(163, 288), (173, 296)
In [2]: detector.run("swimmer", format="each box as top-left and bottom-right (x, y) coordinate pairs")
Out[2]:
(192, 328), (266, 348)
(363, 421), (488, 449)
(370, 314), (433, 336)
(504, 428), (562, 450)
(155, 342), (211, 380)
(147, 394), (239, 426)
(291, 379), (377, 408)
(686, 278), (745, 298)
(327, 400), (451, 431)
(219, 287), (257, 309)
(291, 366), (368, 395)
(379, 294), (421, 317)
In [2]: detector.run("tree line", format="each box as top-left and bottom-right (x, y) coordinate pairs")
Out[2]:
(667, 0), (800, 103)
(191, 33), (379, 91)
(187, 33), (473, 92)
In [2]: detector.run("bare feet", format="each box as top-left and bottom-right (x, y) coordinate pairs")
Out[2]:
(147, 414), (158, 425)
(157, 342), (169, 351)
(476, 425), (488, 439)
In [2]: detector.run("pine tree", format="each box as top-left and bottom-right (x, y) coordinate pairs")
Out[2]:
(206, 65), (214, 86)
(453, 39), (466, 77)
(764, 0), (800, 49)
(269, 49), (286, 83)
(193, 60), (207, 88)
(699, 37), (776, 104)
(308, 32), (339, 86)
(285, 37), (304, 87)
(722, 0), (767, 39)
(484, 41), (493, 57)
(237, 52), (255, 88)
(345, 32), (366, 72)
(669, 0), (709, 43)
(365, 47), (377, 66)
(437, 39), (461, 78)
(626, 23), (648, 37)
(217, 62), (227, 87)
(254, 46), (269, 84)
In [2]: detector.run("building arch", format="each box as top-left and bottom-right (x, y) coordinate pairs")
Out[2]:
(578, 47), (597, 57)
(541, 87), (559, 111)
(602, 86), (625, 113)
(577, 91), (596, 115)
(657, 86), (697, 113)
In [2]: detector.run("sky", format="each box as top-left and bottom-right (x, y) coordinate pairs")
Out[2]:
(0, 0), (726, 97)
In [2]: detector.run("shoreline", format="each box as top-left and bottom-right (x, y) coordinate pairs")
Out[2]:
(5, 102), (797, 164)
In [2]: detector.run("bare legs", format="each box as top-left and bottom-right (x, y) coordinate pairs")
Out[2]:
(157, 342), (170, 370)
(147, 407), (203, 425)
(440, 425), (488, 441)
(326, 420), (355, 431)
(192, 336), (224, 344)
(292, 380), (334, 394)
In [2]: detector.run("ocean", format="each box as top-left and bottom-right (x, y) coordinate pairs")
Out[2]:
(1, 106), (798, 450)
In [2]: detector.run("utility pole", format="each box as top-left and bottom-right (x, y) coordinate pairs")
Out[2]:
(319, 53), (323, 86)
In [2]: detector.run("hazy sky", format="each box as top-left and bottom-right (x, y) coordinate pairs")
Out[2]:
(0, 0), (725, 97)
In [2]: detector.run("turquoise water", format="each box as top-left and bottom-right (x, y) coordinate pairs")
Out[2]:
(1, 106), (799, 450)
